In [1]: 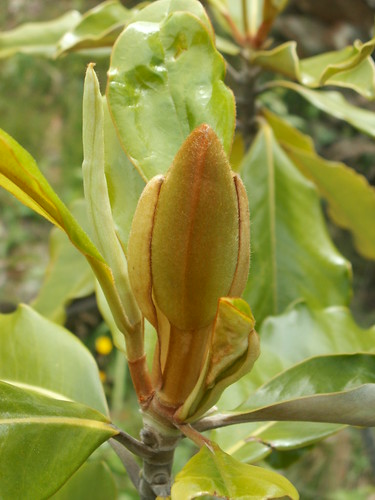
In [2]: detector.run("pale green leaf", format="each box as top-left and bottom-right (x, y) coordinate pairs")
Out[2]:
(82, 65), (141, 331)
(260, 303), (375, 365)
(0, 381), (116, 500)
(0, 304), (108, 415)
(0, 127), (132, 336)
(270, 81), (375, 136)
(207, 0), (267, 38)
(240, 123), (351, 324)
(107, 6), (235, 180)
(56, 0), (133, 55)
(300, 38), (375, 98)
(252, 37), (375, 98)
(251, 41), (299, 79)
(264, 108), (375, 260)
(51, 461), (117, 500)
(171, 443), (299, 499)
(31, 199), (95, 322)
(0, 11), (81, 59)
(103, 97), (145, 252)
(222, 421), (343, 465)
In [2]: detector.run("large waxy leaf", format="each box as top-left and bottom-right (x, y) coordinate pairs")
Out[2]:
(0, 304), (108, 415)
(0, 381), (117, 500)
(240, 123), (351, 324)
(271, 81), (375, 137)
(0, 11), (81, 59)
(217, 354), (375, 427)
(264, 109), (375, 260)
(32, 199), (95, 323)
(51, 461), (117, 500)
(56, 0), (134, 56)
(252, 37), (375, 98)
(107, 4), (235, 180)
(171, 443), (299, 499)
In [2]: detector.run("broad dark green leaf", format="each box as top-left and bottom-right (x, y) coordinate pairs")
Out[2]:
(0, 304), (108, 415)
(0, 11), (81, 59)
(240, 123), (351, 323)
(0, 382), (117, 500)
(271, 81), (375, 137)
(32, 200), (95, 322)
(51, 461), (117, 500)
(264, 109), (375, 260)
(56, 0), (134, 55)
(107, 3), (235, 180)
(171, 443), (299, 499)
(229, 354), (375, 427)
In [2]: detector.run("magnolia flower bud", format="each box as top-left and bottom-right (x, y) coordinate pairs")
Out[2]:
(127, 124), (255, 411)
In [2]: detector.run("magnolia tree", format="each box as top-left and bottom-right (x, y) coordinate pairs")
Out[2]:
(1, 1), (375, 499)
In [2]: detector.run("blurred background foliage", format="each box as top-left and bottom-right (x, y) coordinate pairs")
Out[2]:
(1, 1), (375, 498)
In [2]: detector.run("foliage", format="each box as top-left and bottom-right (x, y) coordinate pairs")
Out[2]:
(1, 0), (375, 498)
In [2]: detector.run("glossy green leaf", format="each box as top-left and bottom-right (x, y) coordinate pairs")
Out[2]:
(107, 5), (235, 180)
(0, 11), (81, 59)
(171, 443), (299, 499)
(56, 0), (133, 55)
(51, 461), (117, 500)
(252, 37), (375, 98)
(264, 109), (375, 260)
(226, 354), (375, 427)
(0, 381), (117, 500)
(240, 122), (351, 324)
(31, 199), (95, 323)
(271, 81), (375, 137)
(0, 304), (108, 415)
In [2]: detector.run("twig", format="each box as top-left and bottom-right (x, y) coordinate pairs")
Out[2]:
(109, 439), (140, 490)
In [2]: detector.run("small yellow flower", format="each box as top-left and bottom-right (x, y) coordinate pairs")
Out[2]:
(95, 336), (113, 356)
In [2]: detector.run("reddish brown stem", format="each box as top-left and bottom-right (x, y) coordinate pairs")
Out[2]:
(128, 354), (155, 408)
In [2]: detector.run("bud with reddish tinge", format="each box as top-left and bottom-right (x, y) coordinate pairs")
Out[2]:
(127, 124), (259, 419)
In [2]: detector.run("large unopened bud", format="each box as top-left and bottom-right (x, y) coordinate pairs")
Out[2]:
(127, 124), (252, 409)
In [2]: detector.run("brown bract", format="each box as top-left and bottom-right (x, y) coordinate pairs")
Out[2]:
(127, 124), (254, 415)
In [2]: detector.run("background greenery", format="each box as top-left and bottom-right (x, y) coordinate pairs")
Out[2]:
(1, 1), (375, 498)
